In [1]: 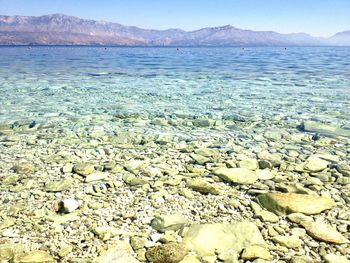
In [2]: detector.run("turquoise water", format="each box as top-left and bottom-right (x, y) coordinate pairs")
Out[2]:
(0, 46), (349, 130)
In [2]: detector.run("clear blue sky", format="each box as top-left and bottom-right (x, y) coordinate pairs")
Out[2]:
(0, 0), (349, 37)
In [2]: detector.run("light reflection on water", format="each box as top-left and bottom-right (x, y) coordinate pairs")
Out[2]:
(0, 46), (349, 127)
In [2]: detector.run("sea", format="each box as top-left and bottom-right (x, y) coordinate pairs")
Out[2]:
(0, 46), (349, 138)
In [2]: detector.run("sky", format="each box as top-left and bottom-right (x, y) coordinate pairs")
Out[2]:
(0, 0), (349, 37)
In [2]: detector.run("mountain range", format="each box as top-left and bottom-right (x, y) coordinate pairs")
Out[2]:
(0, 14), (349, 46)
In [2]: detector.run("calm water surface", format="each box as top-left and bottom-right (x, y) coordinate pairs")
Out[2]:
(0, 46), (349, 130)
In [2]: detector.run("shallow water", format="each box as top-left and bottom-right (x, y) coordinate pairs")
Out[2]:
(1, 46), (350, 262)
(0, 46), (349, 129)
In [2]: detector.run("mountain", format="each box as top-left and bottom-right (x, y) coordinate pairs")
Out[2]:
(0, 14), (347, 46)
(329, 31), (350, 46)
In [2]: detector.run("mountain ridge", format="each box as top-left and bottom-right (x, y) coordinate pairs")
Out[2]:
(0, 14), (348, 46)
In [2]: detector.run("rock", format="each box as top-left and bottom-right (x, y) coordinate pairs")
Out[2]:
(304, 156), (329, 172)
(58, 245), (73, 258)
(272, 235), (302, 248)
(186, 179), (221, 195)
(124, 160), (146, 174)
(217, 249), (238, 262)
(238, 159), (259, 170)
(250, 202), (279, 223)
(93, 226), (123, 241)
(336, 177), (350, 185)
(256, 170), (275, 180)
(241, 245), (272, 260)
(192, 118), (215, 127)
(152, 118), (168, 126)
(145, 243), (188, 263)
(300, 121), (350, 138)
(183, 222), (266, 257)
(151, 214), (188, 232)
(61, 198), (79, 213)
(12, 163), (35, 174)
(45, 178), (73, 192)
(0, 244), (25, 261)
(179, 255), (201, 263)
(190, 153), (210, 165)
(95, 240), (140, 263)
(13, 251), (54, 263)
(291, 256), (314, 263)
(0, 218), (15, 230)
(62, 163), (73, 173)
(323, 254), (350, 263)
(73, 162), (94, 176)
(256, 193), (335, 215)
(85, 172), (109, 182)
(288, 214), (349, 244)
(130, 237), (147, 250)
(213, 167), (258, 185)
(47, 213), (79, 225)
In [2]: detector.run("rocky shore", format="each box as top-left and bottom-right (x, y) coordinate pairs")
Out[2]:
(0, 114), (349, 263)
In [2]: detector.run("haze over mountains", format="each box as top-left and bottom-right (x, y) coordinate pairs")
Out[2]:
(0, 14), (349, 46)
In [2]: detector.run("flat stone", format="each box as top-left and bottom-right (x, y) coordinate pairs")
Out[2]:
(73, 162), (94, 176)
(291, 256), (314, 263)
(288, 214), (349, 244)
(151, 214), (188, 232)
(93, 226), (124, 241)
(124, 160), (146, 174)
(190, 153), (210, 165)
(250, 202), (279, 223)
(45, 178), (73, 192)
(145, 243), (188, 263)
(300, 121), (350, 138)
(0, 218), (16, 230)
(85, 172), (109, 182)
(0, 244), (25, 261)
(183, 222), (266, 257)
(304, 156), (329, 172)
(179, 255), (201, 263)
(96, 240), (140, 263)
(272, 235), (302, 248)
(213, 167), (258, 184)
(256, 170), (275, 180)
(12, 163), (35, 175)
(323, 254), (350, 263)
(47, 213), (79, 225)
(257, 193), (335, 215)
(238, 159), (259, 170)
(13, 251), (54, 263)
(241, 245), (272, 260)
(187, 179), (220, 195)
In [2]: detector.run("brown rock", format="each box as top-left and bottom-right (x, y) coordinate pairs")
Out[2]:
(257, 193), (335, 215)
(145, 243), (188, 263)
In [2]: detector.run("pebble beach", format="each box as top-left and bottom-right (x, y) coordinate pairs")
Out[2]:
(0, 47), (349, 263)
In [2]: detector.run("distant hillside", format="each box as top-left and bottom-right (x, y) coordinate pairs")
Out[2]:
(0, 14), (347, 46)
(329, 31), (350, 46)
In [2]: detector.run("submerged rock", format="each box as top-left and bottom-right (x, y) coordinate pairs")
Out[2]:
(299, 121), (350, 138)
(304, 156), (329, 172)
(256, 192), (335, 215)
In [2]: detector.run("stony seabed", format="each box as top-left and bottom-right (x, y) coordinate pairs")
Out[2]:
(0, 47), (349, 263)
